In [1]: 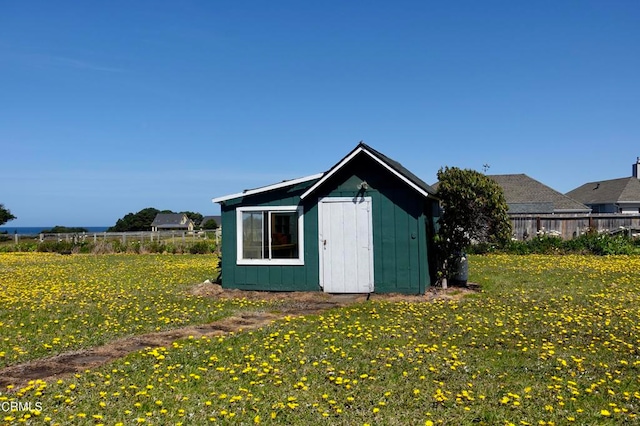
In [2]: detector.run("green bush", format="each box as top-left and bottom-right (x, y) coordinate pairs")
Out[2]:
(558, 233), (634, 255)
(0, 242), (37, 252)
(36, 241), (92, 254)
(474, 233), (640, 256)
(146, 241), (167, 254)
(527, 235), (564, 254)
(110, 240), (126, 253)
(466, 242), (500, 255)
(501, 239), (532, 255)
(129, 241), (142, 254)
(1, 237), (219, 255)
(189, 241), (216, 254)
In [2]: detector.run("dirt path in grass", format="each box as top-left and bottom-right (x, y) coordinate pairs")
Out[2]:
(0, 283), (476, 390)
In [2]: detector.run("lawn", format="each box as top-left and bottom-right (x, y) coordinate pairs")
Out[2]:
(2, 253), (640, 425)
(0, 253), (270, 367)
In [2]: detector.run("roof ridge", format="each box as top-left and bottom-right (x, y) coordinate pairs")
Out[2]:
(299, 143), (437, 200)
(578, 176), (634, 186)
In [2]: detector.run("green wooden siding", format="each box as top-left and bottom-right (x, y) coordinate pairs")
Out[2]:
(220, 180), (321, 291)
(219, 152), (437, 294)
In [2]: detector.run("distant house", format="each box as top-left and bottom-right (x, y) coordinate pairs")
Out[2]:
(212, 142), (440, 294)
(486, 174), (590, 240)
(566, 158), (640, 214)
(151, 213), (195, 232)
(488, 174), (591, 215)
(431, 173), (590, 240)
(199, 215), (221, 229)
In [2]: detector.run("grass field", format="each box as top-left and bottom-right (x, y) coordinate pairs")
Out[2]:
(0, 253), (266, 367)
(1, 253), (640, 425)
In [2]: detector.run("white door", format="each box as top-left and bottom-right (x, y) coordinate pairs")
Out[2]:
(318, 197), (374, 293)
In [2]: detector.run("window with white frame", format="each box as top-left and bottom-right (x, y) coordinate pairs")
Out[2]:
(236, 206), (304, 265)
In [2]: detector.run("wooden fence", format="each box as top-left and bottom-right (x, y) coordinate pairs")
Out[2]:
(8, 229), (221, 245)
(7, 215), (639, 245)
(511, 213), (640, 240)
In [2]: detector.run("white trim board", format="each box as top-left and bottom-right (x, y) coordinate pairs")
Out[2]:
(213, 173), (323, 204)
(300, 146), (432, 200)
(235, 205), (305, 266)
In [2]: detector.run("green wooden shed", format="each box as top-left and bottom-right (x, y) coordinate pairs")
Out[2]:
(212, 143), (440, 294)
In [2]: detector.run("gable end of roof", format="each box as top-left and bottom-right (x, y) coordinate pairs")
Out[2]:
(300, 142), (437, 200)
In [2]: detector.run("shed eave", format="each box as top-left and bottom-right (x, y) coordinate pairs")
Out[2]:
(212, 172), (324, 204)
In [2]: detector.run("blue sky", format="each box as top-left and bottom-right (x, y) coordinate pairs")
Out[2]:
(2, 1), (639, 226)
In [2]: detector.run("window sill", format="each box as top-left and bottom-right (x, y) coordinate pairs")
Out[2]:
(237, 259), (304, 266)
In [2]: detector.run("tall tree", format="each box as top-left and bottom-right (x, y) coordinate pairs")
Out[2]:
(436, 167), (511, 278)
(108, 207), (162, 232)
(0, 204), (16, 226)
(201, 218), (218, 230)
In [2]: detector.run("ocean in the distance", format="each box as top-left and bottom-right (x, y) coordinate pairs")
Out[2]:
(0, 226), (109, 235)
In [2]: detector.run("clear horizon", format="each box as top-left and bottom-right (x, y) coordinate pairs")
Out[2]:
(3, 1), (639, 227)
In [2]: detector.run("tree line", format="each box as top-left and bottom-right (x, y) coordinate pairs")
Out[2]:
(108, 208), (217, 232)
(0, 205), (218, 233)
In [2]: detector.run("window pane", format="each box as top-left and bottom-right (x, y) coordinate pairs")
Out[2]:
(242, 212), (264, 259)
(270, 212), (299, 259)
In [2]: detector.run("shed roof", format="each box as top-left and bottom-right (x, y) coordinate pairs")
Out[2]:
(488, 174), (591, 213)
(300, 142), (437, 200)
(212, 173), (323, 203)
(566, 177), (640, 205)
(212, 142), (437, 204)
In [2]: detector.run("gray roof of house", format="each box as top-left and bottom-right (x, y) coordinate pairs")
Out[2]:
(151, 213), (192, 227)
(507, 202), (555, 214)
(488, 174), (591, 213)
(566, 177), (640, 204)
